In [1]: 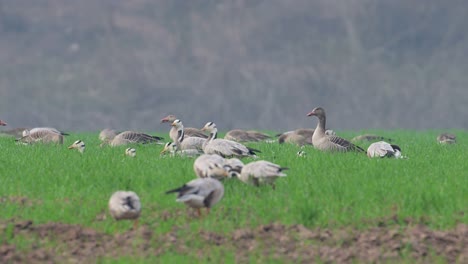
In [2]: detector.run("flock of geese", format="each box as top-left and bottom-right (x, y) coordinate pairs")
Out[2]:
(0, 107), (458, 227)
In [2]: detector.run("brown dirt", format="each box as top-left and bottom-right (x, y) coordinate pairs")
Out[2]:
(0, 218), (466, 263)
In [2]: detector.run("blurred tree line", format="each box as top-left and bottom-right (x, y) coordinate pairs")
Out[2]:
(0, 0), (467, 132)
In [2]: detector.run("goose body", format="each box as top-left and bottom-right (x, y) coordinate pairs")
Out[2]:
(17, 129), (64, 144)
(193, 154), (229, 179)
(277, 128), (334, 146)
(437, 133), (456, 144)
(239, 160), (288, 189)
(107, 131), (163, 146)
(26, 127), (69, 136)
(108, 191), (141, 228)
(160, 142), (203, 157)
(166, 178), (224, 216)
(224, 129), (271, 142)
(68, 140), (85, 153)
(99, 128), (118, 142)
(367, 141), (402, 158)
(161, 115), (208, 139)
(201, 122), (260, 158)
(307, 107), (364, 153)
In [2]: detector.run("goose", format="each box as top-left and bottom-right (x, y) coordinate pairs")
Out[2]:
(238, 160), (288, 189)
(367, 141), (402, 158)
(160, 142), (203, 157)
(68, 140), (85, 153)
(277, 128), (335, 146)
(224, 129), (271, 142)
(99, 128), (118, 142)
(307, 107), (364, 153)
(437, 133), (456, 144)
(0, 120), (6, 126)
(125, 147), (136, 157)
(108, 191), (141, 229)
(17, 129), (64, 144)
(166, 178), (224, 217)
(161, 114), (208, 139)
(193, 154), (229, 179)
(25, 127), (69, 136)
(170, 120), (206, 151)
(352, 134), (393, 143)
(102, 131), (163, 147)
(223, 158), (244, 177)
(201, 122), (260, 158)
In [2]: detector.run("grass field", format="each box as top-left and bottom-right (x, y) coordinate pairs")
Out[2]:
(0, 130), (466, 263)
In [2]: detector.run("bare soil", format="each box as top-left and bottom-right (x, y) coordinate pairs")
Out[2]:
(0, 218), (466, 263)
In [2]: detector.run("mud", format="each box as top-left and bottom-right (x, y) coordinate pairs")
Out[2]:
(0, 219), (466, 263)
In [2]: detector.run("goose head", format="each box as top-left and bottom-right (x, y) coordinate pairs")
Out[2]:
(171, 119), (183, 129)
(125, 147), (136, 157)
(307, 107), (326, 118)
(0, 120), (6, 126)
(161, 114), (177, 123)
(160, 142), (176, 155)
(68, 140), (85, 153)
(201, 122), (217, 132)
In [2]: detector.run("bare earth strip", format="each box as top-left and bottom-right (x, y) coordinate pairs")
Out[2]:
(0, 219), (466, 263)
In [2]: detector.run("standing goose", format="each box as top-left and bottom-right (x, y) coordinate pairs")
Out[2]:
(201, 122), (260, 158)
(160, 142), (203, 157)
(193, 154), (228, 179)
(367, 141), (402, 158)
(103, 131), (163, 147)
(161, 114), (208, 139)
(17, 129), (64, 144)
(166, 178), (224, 217)
(108, 191), (141, 229)
(68, 140), (85, 153)
(437, 133), (456, 144)
(238, 160), (288, 189)
(224, 129), (271, 142)
(170, 120), (206, 151)
(0, 120), (6, 126)
(307, 107), (364, 153)
(125, 147), (136, 157)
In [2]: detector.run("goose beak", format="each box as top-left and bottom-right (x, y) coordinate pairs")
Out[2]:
(170, 123), (176, 127)
(68, 145), (74, 149)
(160, 117), (169, 123)
(160, 149), (166, 155)
(306, 111), (316, 116)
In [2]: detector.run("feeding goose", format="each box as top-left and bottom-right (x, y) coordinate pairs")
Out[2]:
(367, 141), (403, 158)
(161, 114), (208, 139)
(108, 191), (141, 229)
(160, 142), (203, 157)
(201, 122), (260, 158)
(307, 107), (364, 153)
(352, 134), (393, 143)
(193, 154), (229, 180)
(17, 129), (64, 144)
(0, 120), (6, 126)
(101, 131), (163, 147)
(437, 133), (456, 144)
(25, 127), (69, 136)
(166, 178), (224, 217)
(223, 158), (244, 178)
(125, 147), (136, 157)
(68, 140), (85, 153)
(170, 119), (206, 151)
(224, 129), (271, 142)
(238, 160), (288, 189)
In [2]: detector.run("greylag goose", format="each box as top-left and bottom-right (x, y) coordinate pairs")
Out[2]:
(437, 133), (456, 144)
(201, 122), (260, 158)
(125, 147), (136, 157)
(0, 120), (6, 126)
(17, 129), (64, 144)
(108, 191), (141, 229)
(102, 131), (163, 147)
(238, 160), (288, 189)
(367, 141), (402, 158)
(68, 140), (85, 153)
(166, 178), (224, 217)
(25, 127), (69, 136)
(160, 142), (203, 157)
(352, 134), (393, 143)
(224, 129), (271, 142)
(161, 114), (208, 139)
(277, 128), (335, 146)
(170, 120), (206, 151)
(307, 107), (364, 153)
(193, 154), (229, 180)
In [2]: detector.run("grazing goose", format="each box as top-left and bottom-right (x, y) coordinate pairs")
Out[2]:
(160, 142), (203, 157)
(68, 140), (85, 153)
(170, 120), (206, 151)
(201, 122), (260, 158)
(437, 133), (456, 144)
(238, 160), (288, 189)
(25, 127), (69, 136)
(193, 154), (229, 179)
(108, 191), (141, 229)
(352, 134), (393, 143)
(102, 131), (163, 147)
(17, 129), (64, 144)
(224, 129), (271, 142)
(223, 158), (244, 177)
(307, 107), (364, 153)
(166, 178), (224, 217)
(0, 120), (6, 126)
(367, 141), (402, 158)
(161, 114), (208, 139)
(125, 147), (136, 157)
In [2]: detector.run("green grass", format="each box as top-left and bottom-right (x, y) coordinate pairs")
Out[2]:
(0, 130), (466, 262)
